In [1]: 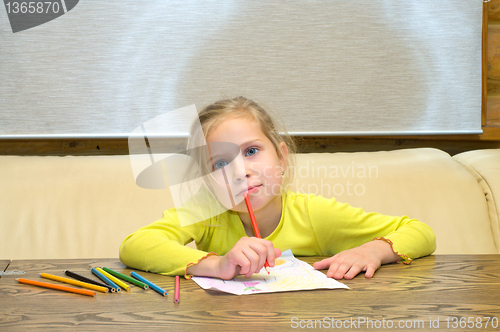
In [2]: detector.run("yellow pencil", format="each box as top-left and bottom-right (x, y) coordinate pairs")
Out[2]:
(96, 268), (131, 291)
(40, 273), (108, 293)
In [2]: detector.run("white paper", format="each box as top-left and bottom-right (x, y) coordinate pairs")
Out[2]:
(191, 250), (349, 295)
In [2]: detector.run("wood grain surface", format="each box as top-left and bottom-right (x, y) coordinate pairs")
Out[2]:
(0, 261), (11, 277)
(490, 0), (500, 22)
(488, 0), (500, 131)
(0, 255), (499, 331)
(2, 136), (500, 158)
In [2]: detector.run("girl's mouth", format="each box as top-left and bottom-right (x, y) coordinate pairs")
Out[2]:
(238, 185), (261, 196)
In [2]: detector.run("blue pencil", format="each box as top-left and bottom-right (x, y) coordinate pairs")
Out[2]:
(130, 271), (167, 296)
(91, 268), (120, 292)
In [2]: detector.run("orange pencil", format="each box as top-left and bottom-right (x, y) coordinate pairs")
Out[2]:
(243, 192), (271, 274)
(17, 278), (96, 297)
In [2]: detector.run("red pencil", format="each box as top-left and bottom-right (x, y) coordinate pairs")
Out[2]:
(243, 192), (271, 274)
(174, 275), (180, 303)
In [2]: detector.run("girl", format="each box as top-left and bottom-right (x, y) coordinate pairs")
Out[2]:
(120, 96), (436, 280)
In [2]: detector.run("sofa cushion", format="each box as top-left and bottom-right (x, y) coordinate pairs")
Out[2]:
(453, 149), (500, 253)
(290, 148), (497, 254)
(0, 155), (173, 260)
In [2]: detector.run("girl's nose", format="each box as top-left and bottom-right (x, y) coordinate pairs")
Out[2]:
(233, 159), (250, 183)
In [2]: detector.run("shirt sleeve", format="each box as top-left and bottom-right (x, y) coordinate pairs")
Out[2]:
(119, 208), (217, 277)
(308, 195), (436, 263)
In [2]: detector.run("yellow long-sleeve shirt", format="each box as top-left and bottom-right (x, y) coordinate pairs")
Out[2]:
(119, 192), (436, 278)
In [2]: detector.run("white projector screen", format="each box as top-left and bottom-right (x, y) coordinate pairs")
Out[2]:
(0, 0), (482, 138)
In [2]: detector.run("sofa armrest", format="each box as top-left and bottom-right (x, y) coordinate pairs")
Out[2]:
(453, 149), (500, 253)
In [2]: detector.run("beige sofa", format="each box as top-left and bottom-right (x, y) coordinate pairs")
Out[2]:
(1, 147), (499, 260)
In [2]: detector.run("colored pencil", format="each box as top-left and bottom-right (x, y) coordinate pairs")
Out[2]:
(40, 273), (108, 293)
(244, 192), (271, 274)
(91, 268), (120, 292)
(102, 267), (148, 290)
(130, 271), (167, 296)
(174, 275), (180, 303)
(64, 270), (113, 292)
(96, 268), (130, 291)
(17, 278), (96, 297)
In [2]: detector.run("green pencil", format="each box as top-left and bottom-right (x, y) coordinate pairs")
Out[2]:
(102, 267), (149, 290)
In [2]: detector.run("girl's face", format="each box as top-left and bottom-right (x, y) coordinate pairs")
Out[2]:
(205, 117), (286, 213)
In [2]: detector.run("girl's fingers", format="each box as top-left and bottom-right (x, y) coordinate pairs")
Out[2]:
(272, 248), (282, 267)
(242, 240), (274, 276)
(329, 258), (379, 279)
(252, 238), (280, 267)
(328, 258), (352, 279)
(239, 247), (261, 276)
(312, 255), (337, 270)
(264, 243), (276, 266)
(249, 241), (271, 269)
(343, 261), (366, 280)
(246, 238), (280, 271)
(313, 244), (386, 280)
(230, 237), (280, 277)
(363, 264), (377, 278)
(229, 250), (252, 275)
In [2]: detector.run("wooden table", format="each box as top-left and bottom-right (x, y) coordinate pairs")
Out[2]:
(0, 255), (499, 331)
(0, 260), (11, 274)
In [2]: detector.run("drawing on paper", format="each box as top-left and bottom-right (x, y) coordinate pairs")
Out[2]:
(191, 250), (349, 295)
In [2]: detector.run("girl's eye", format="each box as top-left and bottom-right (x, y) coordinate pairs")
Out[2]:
(246, 147), (258, 157)
(213, 160), (228, 170)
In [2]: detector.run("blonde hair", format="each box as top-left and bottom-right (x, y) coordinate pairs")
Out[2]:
(187, 96), (296, 193)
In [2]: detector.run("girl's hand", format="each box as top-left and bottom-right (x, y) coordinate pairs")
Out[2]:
(312, 240), (399, 280)
(216, 237), (281, 280)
